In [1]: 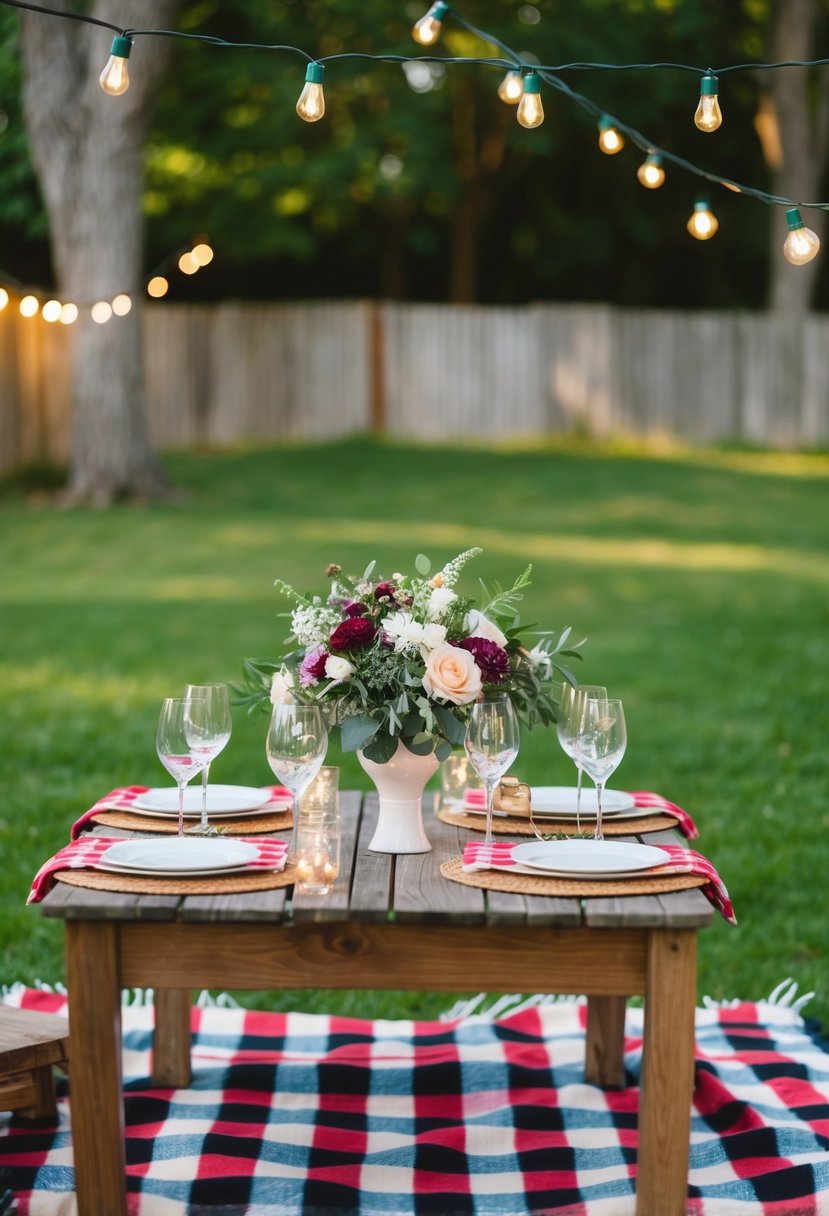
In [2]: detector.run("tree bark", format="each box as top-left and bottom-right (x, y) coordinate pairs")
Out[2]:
(762, 0), (829, 312)
(20, 0), (181, 502)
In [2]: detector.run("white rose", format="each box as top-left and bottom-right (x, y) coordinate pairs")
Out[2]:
(427, 587), (458, 620)
(422, 642), (482, 705)
(466, 608), (508, 647)
(325, 655), (354, 684)
(270, 669), (296, 705)
(421, 622), (447, 651)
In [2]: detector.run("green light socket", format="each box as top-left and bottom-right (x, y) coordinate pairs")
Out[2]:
(785, 208), (805, 230)
(111, 34), (132, 59)
(305, 62), (325, 84)
(522, 71), (541, 94)
(431, 1), (449, 16)
(699, 75), (718, 95)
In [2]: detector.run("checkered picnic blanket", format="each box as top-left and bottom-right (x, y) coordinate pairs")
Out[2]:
(1, 987), (827, 1215)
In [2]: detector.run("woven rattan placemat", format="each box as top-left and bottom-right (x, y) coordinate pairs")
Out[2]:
(91, 809), (292, 835)
(437, 806), (677, 837)
(55, 866), (296, 896)
(440, 855), (707, 898)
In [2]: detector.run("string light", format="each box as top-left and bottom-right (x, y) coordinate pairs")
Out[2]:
(687, 198), (719, 240)
(597, 115), (624, 155)
(0, 288), (8, 310)
(694, 74), (722, 132)
(497, 70), (523, 104)
(782, 208), (820, 265)
(112, 293), (132, 315)
(41, 299), (61, 322)
(19, 295), (39, 317)
(99, 34), (132, 97)
(91, 300), (113, 323)
(1, 0), (827, 264)
(192, 242), (214, 266)
(637, 153), (665, 189)
(60, 302), (78, 324)
(178, 251), (199, 274)
(516, 71), (544, 128)
(412, 1), (448, 47)
(296, 63), (325, 122)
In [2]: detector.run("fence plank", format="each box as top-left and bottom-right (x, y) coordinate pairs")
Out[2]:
(1, 300), (827, 475)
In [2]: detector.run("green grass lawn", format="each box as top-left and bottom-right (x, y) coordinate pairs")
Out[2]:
(1, 437), (827, 1025)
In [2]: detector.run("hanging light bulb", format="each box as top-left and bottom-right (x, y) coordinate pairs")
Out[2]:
(99, 34), (133, 97)
(0, 288), (8, 310)
(598, 115), (624, 155)
(147, 276), (169, 298)
(19, 295), (39, 317)
(59, 303), (78, 325)
(296, 63), (326, 122)
(497, 70), (523, 104)
(694, 74), (722, 132)
(91, 301), (113, 324)
(412, 1), (448, 46)
(516, 71), (544, 128)
(41, 299), (62, 323)
(637, 153), (665, 189)
(687, 199), (719, 240)
(783, 208), (821, 265)
(112, 293), (132, 316)
(192, 242), (214, 266)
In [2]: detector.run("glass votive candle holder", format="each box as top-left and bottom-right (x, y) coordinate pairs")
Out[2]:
(300, 765), (339, 814)
(295, 809), (340, 895)
(440, 753), (481, 808)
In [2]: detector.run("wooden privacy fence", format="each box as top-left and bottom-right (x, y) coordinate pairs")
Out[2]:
(2, 300), (829, 473)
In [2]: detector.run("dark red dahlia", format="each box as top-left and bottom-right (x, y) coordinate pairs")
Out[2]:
(458, 636), (510, 684)
(330, 616), (377, 651)
(374, 581), (397, 601)
(342, 600), (367, 618)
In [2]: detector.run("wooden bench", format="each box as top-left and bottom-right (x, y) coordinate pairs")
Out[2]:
(0, 1004), (70, 1123)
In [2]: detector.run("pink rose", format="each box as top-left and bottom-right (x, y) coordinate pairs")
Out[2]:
(330, 616), (377, 651)
(422, 642), (483, 706)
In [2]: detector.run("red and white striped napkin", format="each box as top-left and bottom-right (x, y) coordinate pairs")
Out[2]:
(461, 839), (736, 924)
(462, 787), (699, 840)
(28, 835), (289, 904)
(70, 785), (292, 840)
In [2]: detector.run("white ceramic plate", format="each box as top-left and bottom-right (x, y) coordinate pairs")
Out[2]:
(100, 838), (259, 874)
(462, 786), (635, 819)
(511, 839), (670, 878)
(132, 785), (274, 817)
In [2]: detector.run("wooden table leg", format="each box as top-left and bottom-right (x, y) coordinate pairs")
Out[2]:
(65, 921), (126, 1216)
(636, 928), (697, 1216)
(152, 988), (192, 1088)
(585, 994), (627, 1088)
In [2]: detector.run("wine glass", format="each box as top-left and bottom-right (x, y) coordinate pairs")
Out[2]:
(571, 697), (627, 842)
(156, 697), (211, 837)
(183, 683), (232, 836)
(464, 692), (520, 844)
(556, 683), (607, 833)
(266, 703), (328, 861)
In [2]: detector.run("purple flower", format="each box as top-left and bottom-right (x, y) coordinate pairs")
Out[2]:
(299, 646), (329, 687)
(458, 636), (511, 684)
(343, 600), (367, 618)
(330, 616), (377, 651)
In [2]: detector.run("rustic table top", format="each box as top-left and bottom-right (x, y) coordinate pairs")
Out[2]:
(38, 791), (713, 931)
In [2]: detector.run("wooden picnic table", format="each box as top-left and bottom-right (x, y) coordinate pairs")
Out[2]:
(38, 791), (713, 1216)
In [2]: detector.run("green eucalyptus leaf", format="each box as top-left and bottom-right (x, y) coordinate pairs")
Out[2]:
(434, 739), (453, 762)
(341, 713), (381, 752)
(361, 728), (398, 764)
(415, 553), (431, 575)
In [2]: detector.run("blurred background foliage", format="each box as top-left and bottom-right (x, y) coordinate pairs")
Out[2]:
(0, 0), (827, 307)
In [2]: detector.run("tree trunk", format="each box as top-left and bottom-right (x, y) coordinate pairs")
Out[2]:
(762, 0), (829, 312)
(20, 0), (181, 502)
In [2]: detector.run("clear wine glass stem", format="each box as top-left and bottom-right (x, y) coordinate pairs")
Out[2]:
(594, 781), (604, 842)
(484, 778), (497, 845)
(177, 780), (187, 838)
(575, 765), (583, 834)
(199, 763), (210, 833)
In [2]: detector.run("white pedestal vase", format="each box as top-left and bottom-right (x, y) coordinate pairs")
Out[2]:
(357, 740), (439, 854)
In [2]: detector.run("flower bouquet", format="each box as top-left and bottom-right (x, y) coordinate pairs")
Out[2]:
(239, 548), (583, 765)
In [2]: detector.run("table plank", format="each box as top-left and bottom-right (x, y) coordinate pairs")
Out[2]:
(40, 884), (181, 921)
(394, 798), (486, 924)
(347, 793), (394, 921)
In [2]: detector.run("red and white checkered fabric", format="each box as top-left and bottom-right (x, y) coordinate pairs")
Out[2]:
(70, 784), (292, 839)
(463, 787), (699, 838)
(461, 839), (736, 924)
(27, 836), (288, 904)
